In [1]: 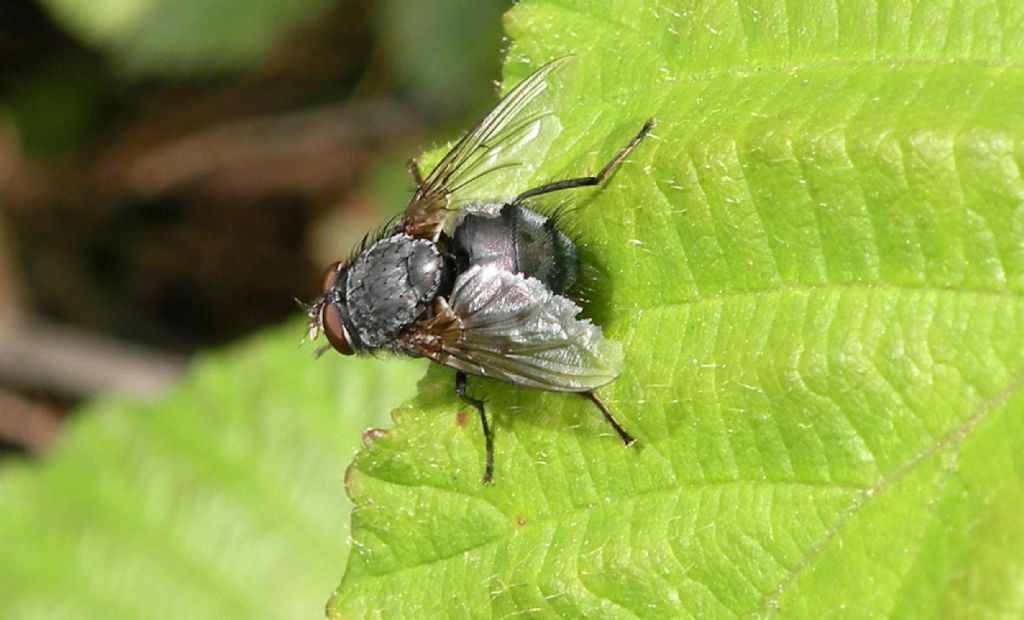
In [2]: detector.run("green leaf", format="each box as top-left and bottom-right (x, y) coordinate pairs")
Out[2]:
(0, 325), (426, 619)
(331, 0), (1024, 617)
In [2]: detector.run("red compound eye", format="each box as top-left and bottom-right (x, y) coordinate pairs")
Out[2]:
(320, 261), (341, 294)
(316, 261), (352, 355)
(321, 303), (353, 355)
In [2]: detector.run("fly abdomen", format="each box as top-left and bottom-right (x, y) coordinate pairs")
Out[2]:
(453, 204), (579, 295)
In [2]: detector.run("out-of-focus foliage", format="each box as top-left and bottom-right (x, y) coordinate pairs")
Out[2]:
(34, 0), (510, 92)
(376, 0), (507, 111)
(0, 323), (427, 620)
(2, 0), (515, 616)
(2, 0), (511, 348)
(37, 0), (332, 76)
(3, 62), (105, 155)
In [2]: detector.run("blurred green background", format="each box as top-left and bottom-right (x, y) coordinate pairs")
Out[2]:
(0, 0), (511, 454)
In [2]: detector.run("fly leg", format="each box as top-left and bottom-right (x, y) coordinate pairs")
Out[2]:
(580, 391), (635, 446)
(456, 371), (494, 484)
(512, 119), (655, 205)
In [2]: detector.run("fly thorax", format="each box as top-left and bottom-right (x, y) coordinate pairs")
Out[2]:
(345, 234), (447, 349)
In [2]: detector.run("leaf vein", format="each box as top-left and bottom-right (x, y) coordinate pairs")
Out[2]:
(755, 358), (1024, 614)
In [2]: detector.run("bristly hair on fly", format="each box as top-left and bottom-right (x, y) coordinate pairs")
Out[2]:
(348, 216), (402, 263)
(525, 196), (608, 314)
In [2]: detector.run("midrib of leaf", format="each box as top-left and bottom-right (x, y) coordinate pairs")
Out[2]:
(759, 359), (1024, 613)
(337, 395), (1023, 617)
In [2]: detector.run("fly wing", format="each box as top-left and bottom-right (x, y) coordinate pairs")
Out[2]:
(401, 57), (571, 239)
(404, 264), (623, 391)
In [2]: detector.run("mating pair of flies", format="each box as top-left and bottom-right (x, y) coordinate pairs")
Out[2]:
(305, 57), (654, 484)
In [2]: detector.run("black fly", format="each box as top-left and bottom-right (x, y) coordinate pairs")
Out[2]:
(305, 57), (653, 483)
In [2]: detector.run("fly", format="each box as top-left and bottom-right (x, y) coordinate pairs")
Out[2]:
(305, 57), (653, 483)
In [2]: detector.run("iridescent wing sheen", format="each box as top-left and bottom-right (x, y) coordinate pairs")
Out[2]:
(401, 57), (571, 239)
(404, 264), (623, 392)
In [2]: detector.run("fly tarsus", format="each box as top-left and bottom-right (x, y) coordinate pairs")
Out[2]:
(581, 390), (636, 446)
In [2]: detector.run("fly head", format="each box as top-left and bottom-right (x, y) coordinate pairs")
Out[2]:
(312, 233), (454, 355)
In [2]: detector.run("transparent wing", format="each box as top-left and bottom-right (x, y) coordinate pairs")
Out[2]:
(401, 57), (571, 238)
(404, 265), (623, 391)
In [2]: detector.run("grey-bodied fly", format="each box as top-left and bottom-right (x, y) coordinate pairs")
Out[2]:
(305, 57), (653, 483)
